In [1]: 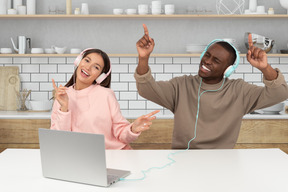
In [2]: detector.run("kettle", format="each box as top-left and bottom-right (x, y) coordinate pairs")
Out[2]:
(244, 32), (274, 53)
(11, 36), (31, 54)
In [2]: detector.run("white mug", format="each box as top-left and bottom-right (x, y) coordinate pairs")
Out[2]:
(165, 4), (175, 15)
(256, 5), (265, 13)
(125, 9), (137, 15)
(81, 3), (89, 15)
(151, 7), (163, 15)
(138, 4), (149, 15)
(17, 5), (26, 15)
(151, 1), (162, 8)
(113, 8), (123, 15)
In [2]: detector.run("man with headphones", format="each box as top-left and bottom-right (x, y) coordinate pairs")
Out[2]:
(134, 24), (288, 149)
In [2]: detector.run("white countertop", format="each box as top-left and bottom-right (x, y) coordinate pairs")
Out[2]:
(0, 110), (287, 119)
(1, 149), (288, 192)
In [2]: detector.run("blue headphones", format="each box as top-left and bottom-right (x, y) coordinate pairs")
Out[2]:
(200, 39), (240, 79)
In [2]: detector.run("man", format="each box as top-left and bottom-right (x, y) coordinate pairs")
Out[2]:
(134, 24), (288, 149)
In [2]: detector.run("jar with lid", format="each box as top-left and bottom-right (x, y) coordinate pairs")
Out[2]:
(268, 8), (274, 15)
(74, 8), (80, 15)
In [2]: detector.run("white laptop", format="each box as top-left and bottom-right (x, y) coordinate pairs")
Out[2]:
(38, 128), (130, 187)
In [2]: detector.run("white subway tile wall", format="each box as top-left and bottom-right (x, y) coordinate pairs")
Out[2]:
(2, 56), (288, 115)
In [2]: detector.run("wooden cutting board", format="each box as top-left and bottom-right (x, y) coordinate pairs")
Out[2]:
(0, 66), (20, 111)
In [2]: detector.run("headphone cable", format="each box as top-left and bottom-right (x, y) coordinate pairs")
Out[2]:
(120, 77), (226, 181)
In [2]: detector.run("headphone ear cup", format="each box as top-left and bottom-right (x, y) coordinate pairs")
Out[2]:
(96, 73), (107, 84)
(200, 50), (206, 61)
(74, 55), (83, 67)
(223, 66), (235, 78)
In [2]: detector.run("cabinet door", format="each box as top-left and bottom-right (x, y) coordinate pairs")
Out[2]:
(0, 119), (50, 152)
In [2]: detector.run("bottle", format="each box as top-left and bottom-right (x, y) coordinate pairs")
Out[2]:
(66, 0), (72, 14)
(74, 8), (80, 15)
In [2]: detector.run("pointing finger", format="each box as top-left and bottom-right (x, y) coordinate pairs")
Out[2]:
(52, 79), (58, 91)
(144, 110), (160, 118)
(143, 24), (149, 36)
(248, 33), (253, 49)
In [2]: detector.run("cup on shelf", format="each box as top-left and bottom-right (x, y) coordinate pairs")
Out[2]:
(17, 5), (26, 15)
(151, 1), (162, 8)
(151, 0), (162, 15)
(125, 9), (137, 15)
(256, 5), (265, 14)
(164, 4), (175, 15)
(81, 3), (89, 15)
(31, 48), (44, 54)
(113, 8), (124, 15)
(0, 48), (13, 54)
(70, 48), (81, 54)
(138, 4), (149, 15)
(151, 7), (163, 15)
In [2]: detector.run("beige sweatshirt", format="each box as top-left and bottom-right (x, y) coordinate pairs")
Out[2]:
(135, 68), (288, 149)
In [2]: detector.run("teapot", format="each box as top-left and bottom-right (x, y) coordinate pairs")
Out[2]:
(11, 36), (31, 54)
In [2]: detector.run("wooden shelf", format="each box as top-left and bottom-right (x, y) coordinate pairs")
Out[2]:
(0, 14), (288, 19)
(1, 53), (288, 57)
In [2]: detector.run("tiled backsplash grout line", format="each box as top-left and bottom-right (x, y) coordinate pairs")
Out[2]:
(0, 56), (287, 112)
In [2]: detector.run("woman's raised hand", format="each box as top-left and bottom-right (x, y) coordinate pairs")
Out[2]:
(52, 79), (69, 112)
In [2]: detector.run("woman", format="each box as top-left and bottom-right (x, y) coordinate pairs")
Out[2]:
(51, 48), (159, 149)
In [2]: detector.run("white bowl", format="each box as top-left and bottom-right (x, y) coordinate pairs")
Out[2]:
(70, 48), (82, 54)
(0, 48), (12, 54)
(186, 44), (206, 53)
(44, 48), (55, 54)
(31, 48), (44, 54)
(29, 100), (53, 111)
(261, 102), (284, 114)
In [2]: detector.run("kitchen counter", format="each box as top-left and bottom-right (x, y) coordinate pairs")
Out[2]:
(0, 110), (287, 119)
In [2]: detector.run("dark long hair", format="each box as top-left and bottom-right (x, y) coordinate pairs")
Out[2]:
(65, 49), (111, 88)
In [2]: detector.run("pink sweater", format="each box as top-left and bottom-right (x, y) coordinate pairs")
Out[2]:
(50, 84), (140, 149)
